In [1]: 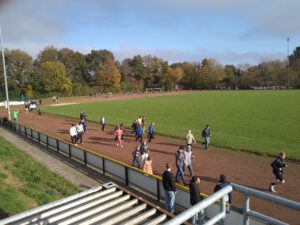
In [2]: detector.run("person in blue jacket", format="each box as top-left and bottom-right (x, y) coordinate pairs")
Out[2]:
(148, 122), (155, 142)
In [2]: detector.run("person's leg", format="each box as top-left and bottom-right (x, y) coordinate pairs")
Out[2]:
(204, 137), (208, 149)
(169, 191), (175, 213)
(188, 164), (194, 177)
(178, 166), (187, 185)
(197, 210), (205, 225)
(165, 191), (170, 212)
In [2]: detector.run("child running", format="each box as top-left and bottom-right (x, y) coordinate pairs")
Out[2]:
(114, 126), (124, 148)
(269, 151), (287, 193)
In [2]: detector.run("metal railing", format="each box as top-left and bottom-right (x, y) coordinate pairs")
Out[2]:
(164, 185), (232, 225)
(231, 183), (300, 225)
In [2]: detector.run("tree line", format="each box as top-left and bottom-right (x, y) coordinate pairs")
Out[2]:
(0, 46), (300, 99)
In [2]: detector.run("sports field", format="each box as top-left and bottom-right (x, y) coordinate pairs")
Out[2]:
(43, 90), (300, 160)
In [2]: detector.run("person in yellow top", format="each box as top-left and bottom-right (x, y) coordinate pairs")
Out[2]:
(186, 130), (196, 151)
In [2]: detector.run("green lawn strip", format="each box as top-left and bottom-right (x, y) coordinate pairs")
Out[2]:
(0, 137), (79, 217)
(43, 90), (300, 160)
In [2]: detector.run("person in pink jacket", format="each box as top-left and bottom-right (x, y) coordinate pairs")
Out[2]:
(114, 126), (124, 148)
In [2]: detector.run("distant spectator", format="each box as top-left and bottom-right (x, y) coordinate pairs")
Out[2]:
(136, 126), (143, 142)
(162, 163), (176, 213)
(120, 123), (126, 141)
(214, 174), (232, 204)
(100, 115), (106, 131)
(140, 140), (149, 166)
(201, 125), (210, 150)
(13, 110), (19, 122)
(39, 99), (42, 105)
(269, 152), (287, 193)
(76, 121), (84, 144)
(114, 126), (124, 148)
(184, 145), (194, 178)
(189, 176), (205, 225)
(70, 124), (77, 144)
(148, 122), (155, 142)
(186, 130), (196, 151)
(132, 146), (141, 168)
(175, 145), (188, 186)
(143, 156), (153, 175)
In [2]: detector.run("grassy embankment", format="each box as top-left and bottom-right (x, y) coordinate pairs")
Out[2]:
(0, 137), (79, 218)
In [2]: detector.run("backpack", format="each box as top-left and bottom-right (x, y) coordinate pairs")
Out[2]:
(201, 129), (206, 138)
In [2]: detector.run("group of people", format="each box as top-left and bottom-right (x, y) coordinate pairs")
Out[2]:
(69, 111), (88, 145)
(68, 111), (288, 223)
(131, 116), (155, 142)
(162, 161), (232, 224)
(132, 140), (153, 174)
(186, 125), (211, 151)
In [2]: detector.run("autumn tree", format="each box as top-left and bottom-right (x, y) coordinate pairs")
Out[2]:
(40, 61), (72, 95)
(94, 58), (121, 92)
(3, 49), (34, 97)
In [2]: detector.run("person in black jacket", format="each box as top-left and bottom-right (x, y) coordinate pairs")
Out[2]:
(269, 152), (287, 193)
(214, 174), (232, 204)
(162, 163), (176, 213)
(189, 176), (205, 225)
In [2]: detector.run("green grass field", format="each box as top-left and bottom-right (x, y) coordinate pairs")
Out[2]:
(0, 137), (79, 218)
(43, 90), (300, 160)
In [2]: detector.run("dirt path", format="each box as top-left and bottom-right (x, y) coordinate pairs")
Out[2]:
(2, 93), (300, 224)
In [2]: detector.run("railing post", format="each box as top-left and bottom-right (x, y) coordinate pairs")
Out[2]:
(125, 167), (129, 186)
(243, 194), (250, 225)
(102, 158), (106, 175)
(38, 132), (40, 143)
(69, 144), (72, 158)
(220, 196), (226, 225)
(157, 178), (161, 201)
(84, 151), (87, 166)
(56, 139), (59, 152)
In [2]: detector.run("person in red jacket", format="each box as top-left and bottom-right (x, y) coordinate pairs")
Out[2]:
(114, 126), (124, 148)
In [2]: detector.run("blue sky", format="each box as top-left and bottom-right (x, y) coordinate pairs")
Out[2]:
(0, 0), (299, 65)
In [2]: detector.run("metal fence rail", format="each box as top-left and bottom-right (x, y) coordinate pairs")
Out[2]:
(231, 183), (300, 225)
(164, 185), (233, 225)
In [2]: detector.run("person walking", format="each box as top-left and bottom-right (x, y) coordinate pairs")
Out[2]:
(162, 162), (176, 213)
(69, 124), (77, 144)
(189, 176), (205, 225)
(114, 126), (124, 148)
(201, 125), (210, 150)
(136, 126), (143, 142)
(139, 140), (149, 167)
(143, 156), (153, 175)
(100, 115), (106, 131)
(13, 110), (19, 122)
(186, 130), (196, 151)
(214, 174), (232, 204)
(175, 145), (188, 186)
(269, 152), (287, 193)
(148, 122), (155, 142)
(184, 145), (194, 178)
(132, 146), (141, 168)
(76, 121), (84, 144)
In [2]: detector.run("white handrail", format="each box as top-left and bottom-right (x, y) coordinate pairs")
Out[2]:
(163, 185), (233, 225)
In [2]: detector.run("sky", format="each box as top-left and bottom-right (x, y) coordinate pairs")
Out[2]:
(0, 0), (299, 66)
